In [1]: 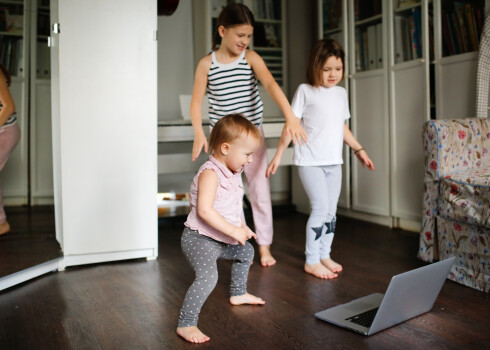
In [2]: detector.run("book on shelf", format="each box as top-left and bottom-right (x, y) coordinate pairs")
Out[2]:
(367, 24), (377, 69)
(0, 36), (23, 77)
(322, 0), (342, 31)
(441, 2), (485, 56)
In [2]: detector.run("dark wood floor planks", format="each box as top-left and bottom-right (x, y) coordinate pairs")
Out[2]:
(0, 210), (489, 349)
(0, 206), (61, 278)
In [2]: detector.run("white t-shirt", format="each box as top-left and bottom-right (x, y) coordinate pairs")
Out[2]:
(291, 84), (350, 166)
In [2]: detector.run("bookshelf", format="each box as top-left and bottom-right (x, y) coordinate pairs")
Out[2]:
(353, 0), (383, 72)
(29, 0), (52, 204)
(193, 0), (287, 91)
(1, 0), (53, 206)
(434, 0), (489, 119)
(318, 0), (351, 209)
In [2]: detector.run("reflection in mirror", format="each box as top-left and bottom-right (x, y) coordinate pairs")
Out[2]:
(0, 0), (61, 281)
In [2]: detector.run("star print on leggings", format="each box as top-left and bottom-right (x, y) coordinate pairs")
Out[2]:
(312, 226), (324, 240)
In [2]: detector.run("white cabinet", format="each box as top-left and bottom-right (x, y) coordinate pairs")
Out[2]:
(348, 0), (391, 217)
(50, 0), (158, 266)
(388, 0), (430, 221)
(433, 0), (490, 119)
(1, 0), (29, 206)
(313, 0), (488, 230)
(30, 0), (53, 204)
(1, 0), (53, 206)
(317, 0), (351, 209)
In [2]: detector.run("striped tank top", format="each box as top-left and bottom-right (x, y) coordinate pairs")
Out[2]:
(0, 101), (17, 129)
(207, 50), (263, 127)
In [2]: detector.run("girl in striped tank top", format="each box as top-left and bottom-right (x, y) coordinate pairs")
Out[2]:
(0, 64), (21, 235)
(190, 3), (307, 267)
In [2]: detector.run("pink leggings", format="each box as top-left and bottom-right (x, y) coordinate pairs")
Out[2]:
(242, 126), (273, 246)
(0, 123), (21, 223)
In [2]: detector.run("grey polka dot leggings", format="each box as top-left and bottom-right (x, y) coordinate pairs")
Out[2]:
(178, 227), (255, 328)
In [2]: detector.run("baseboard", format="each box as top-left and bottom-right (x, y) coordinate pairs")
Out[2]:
(0, 258), (61, 292)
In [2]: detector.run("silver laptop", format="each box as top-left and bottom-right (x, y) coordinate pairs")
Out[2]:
(314, 257), (455, 336)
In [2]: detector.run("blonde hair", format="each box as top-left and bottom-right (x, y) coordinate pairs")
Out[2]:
(306, 38), (345, 87)
(208, 114), (262, 155)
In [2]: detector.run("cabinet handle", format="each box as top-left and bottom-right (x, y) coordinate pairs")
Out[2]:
(52, 23), (60, 34)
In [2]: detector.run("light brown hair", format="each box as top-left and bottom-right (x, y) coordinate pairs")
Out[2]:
(208, 114), (262, 155)
(306, 38), (345, 87)
(212, 3), (255, 51)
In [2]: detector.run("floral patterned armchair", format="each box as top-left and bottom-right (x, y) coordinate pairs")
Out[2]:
(419, 118), (489, 292)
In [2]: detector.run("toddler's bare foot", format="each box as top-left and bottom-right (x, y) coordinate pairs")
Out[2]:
(176, 326), (210, 343)
(259, 245), (276, 267)
(0, 221), (10, 235)
(230, 293), (265, 306)
(304, 263), (338, 279)
(321, 258), (343, 273)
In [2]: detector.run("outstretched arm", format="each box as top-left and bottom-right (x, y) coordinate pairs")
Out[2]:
(190, 57), (211, 161)
(343, 124), (375, 170)
(197, 170), (256, 245)
(266, 125), (293, 177)
(247, 51), (307, 145)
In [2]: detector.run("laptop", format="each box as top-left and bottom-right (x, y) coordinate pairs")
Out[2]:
(314, 257), (455, 336)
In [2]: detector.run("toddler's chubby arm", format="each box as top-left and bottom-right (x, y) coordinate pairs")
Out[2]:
(246, 50), (307, 145)
(197, 169), (257, 245)
(343, 124), (375, 170)
(190, 56), (212, 161)
(266, 125), (292, 178)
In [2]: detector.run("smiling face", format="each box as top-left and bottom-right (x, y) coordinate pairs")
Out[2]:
(219, 24), (254, 56)
(222, 132), (260, 173)
(322, 56), (343, 88)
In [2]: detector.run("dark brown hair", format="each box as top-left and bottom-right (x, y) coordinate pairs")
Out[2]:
(0, 64), (11, 87)
(212, 3), (255, 51)
(208, 114), (262, 155)
(306, 38), (345, 87)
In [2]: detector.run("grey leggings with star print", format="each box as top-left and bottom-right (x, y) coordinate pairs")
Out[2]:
(298, 164), (342, 265)
(178, 227), (254, 327)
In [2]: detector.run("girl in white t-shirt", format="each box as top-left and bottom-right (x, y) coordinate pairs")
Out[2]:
(266, 39), (375, 279)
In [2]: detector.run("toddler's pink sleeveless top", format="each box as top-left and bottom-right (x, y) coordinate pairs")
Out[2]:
(185, 155), (243, 245)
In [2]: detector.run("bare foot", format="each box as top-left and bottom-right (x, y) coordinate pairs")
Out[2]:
(0, 221), (10, 235)
(321, 258), (343, 273)
(259, 245), (276, 267)
(176, 326), (210, 343)
(304, 263), (338, 279)
(230, 293), (266, 306)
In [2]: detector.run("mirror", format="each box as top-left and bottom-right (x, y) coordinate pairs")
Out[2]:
(0, 0), (61, 281)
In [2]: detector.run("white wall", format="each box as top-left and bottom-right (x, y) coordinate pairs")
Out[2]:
(158, 0), (194, 121)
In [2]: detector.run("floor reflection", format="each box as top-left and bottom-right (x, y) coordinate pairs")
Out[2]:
(0, 205), (61, 278)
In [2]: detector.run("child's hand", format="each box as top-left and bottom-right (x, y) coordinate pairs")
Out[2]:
(233, 226), (257, 246)
(192, 133), (208, 161)
(266, 157), (281, 178)
(285, 118), (307, 145)
(356, 150), (375, 170)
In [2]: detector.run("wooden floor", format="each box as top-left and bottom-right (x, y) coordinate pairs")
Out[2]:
(0, 206), (61, 278)
(0, 210), (489, 349)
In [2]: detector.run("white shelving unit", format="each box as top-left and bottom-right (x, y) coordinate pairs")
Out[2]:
(313, 0), (489, 230)
(388, 0), (430, 223)
(348, 0), (391, 219)
(1, 0), (30, 206)
(319, 0), (351, 209)
(433, 0), (490, 119)
(1, 0), (53, 206)
(29, 0), (53, 204)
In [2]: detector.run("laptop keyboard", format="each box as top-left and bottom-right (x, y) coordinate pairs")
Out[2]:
(345, 307), (379, 328)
